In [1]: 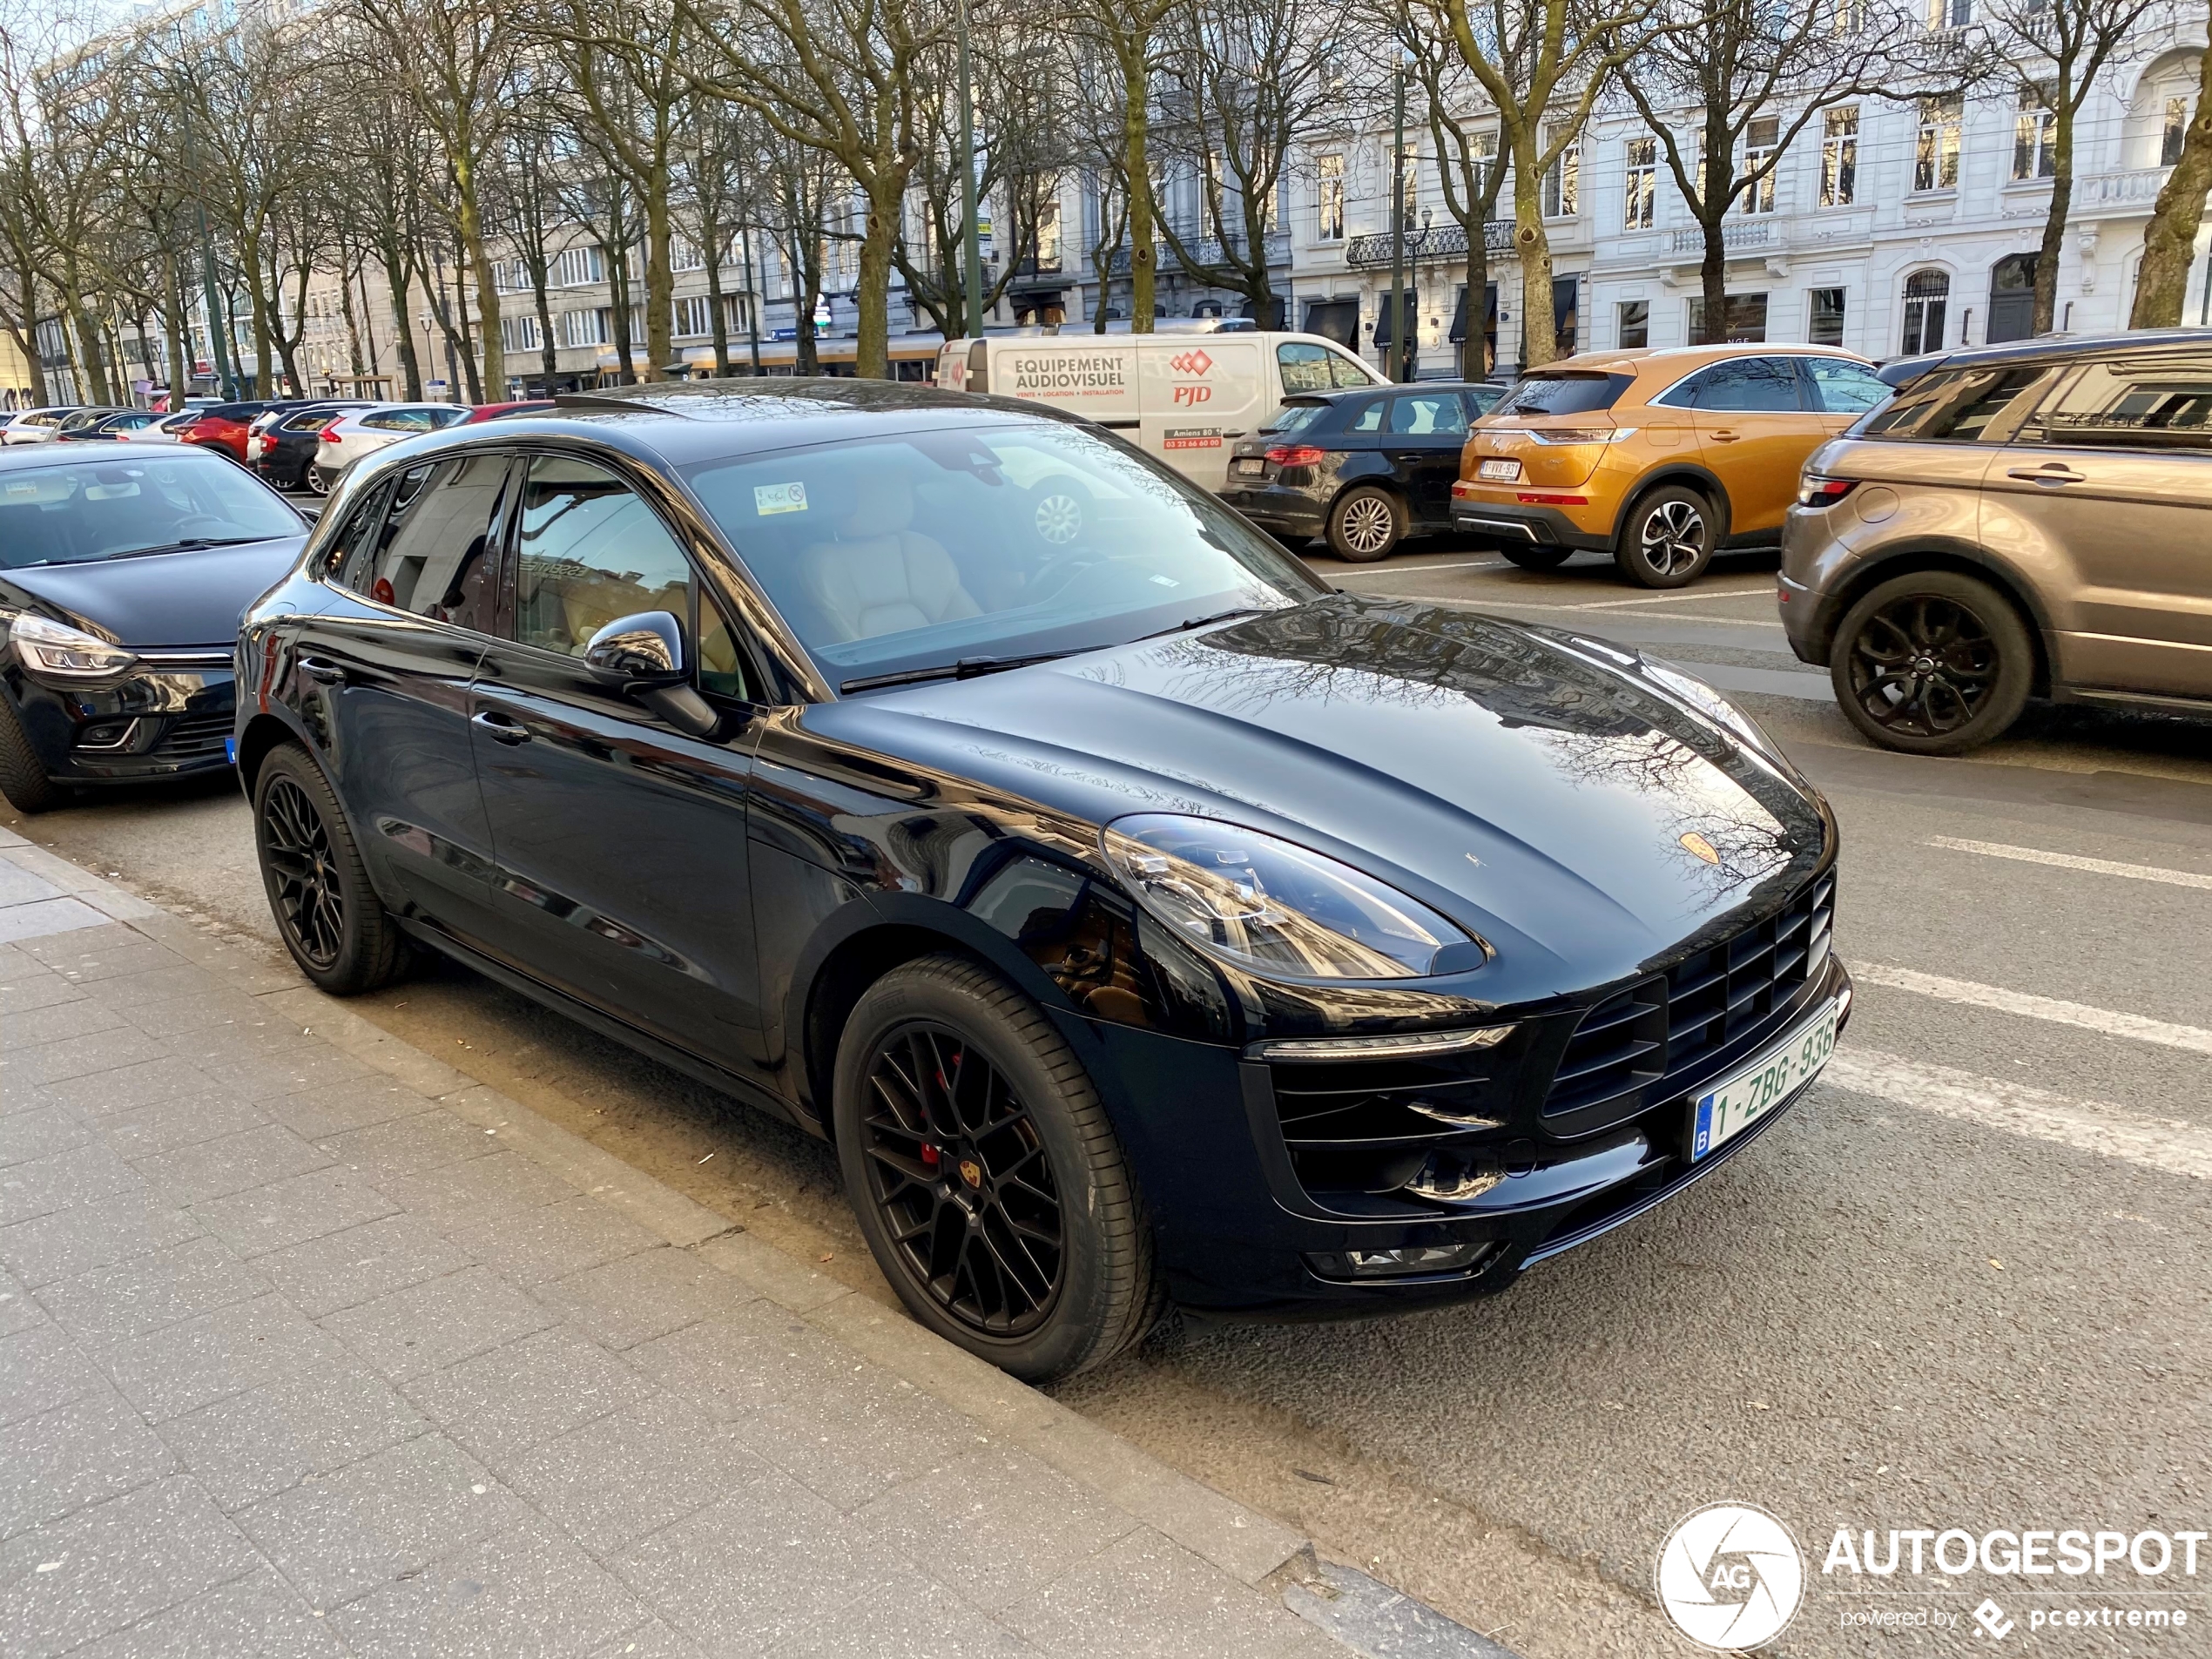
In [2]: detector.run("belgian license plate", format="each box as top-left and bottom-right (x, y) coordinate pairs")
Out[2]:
(1233, 457), (1266, 476)
(1477, 458), (1521, 482)
(1689, 1001), (1838, 1160)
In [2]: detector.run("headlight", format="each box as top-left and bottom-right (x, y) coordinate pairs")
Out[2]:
(1101, 813), (1485, 980)
(1639, 658), (1775, 755)
(9, 614), (139, 678)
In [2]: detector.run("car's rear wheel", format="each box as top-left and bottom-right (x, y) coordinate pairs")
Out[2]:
(301, 458), (330, 497)
(1326, 485), (1406, 562)
(0, 699), (66, 813)
(833, 954), (1161, 1381)
(1831, 570), (2033, 755)
(1497, 543), (1573, 571)
(253, 743), (409, 993)
(1614, 485), (1715, 588)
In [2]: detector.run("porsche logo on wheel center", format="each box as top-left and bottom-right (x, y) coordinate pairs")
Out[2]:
(958, 1158), (983, 1189)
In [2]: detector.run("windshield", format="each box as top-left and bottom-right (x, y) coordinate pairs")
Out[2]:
(683, 420), (1326, 689)
(0, 453), (301, 568)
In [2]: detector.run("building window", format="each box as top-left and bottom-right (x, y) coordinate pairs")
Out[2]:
(1543, 127), (1580, 218)
(1317, 154), (1345, 242)
(1926, 0), (1970, 26)
(1809, 287), (1846, 346)
(499, 314), (541, 354)
(721, 293), (752, 334)
(2164, 96), (2190, 167)
(1899, 269), (1949, 354)
(675, 295), (712, 338)
(1741, 116), (1780, 214)
(1036, 198), (1062, 271)
(553, 246), (605, 289)
(558, 307), (608, 348)
(1688, 293), (1770, 345)
(1821, 107), (1858, 206)
(1834, 0), (1867, 33)
(1624, 137), (1656, 230)
(2013, 85), (2058, 180)
(1618, 300), (1649, 348)
(1396, 142), (1420, 229)
(1463, 126), (1499, 199)
(1915, 95), (1961, 192)
(671, 240), (705, 273)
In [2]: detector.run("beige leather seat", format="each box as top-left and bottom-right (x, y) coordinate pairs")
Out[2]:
(797, 477), (980, 641)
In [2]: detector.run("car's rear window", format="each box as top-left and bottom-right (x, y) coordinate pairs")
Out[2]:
(1264, 401), (1330, 435)
(1492, 373), (1632, 417)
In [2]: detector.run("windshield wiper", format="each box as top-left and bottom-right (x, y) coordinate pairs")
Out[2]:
(840, 651), (1083, 694)
(99, 536), (264, 561)
(1140, 607), (1269, 640)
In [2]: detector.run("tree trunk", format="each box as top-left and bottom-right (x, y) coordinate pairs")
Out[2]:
(2033, 106), (2074, 336)
(162, 260), (188, 402)
(2132, 45), (2212, 327)
(1121, 47), (1154, 333)
(1510, 160), (1556, 369)
(453, 165), (503, 397)
(642, 184), (674, 381)
(382, 246), (423, 400)
(704, 212), (731, 377)
(606, 236), (635, 381)
(853, 178), (901, 380)
(338, 258), (365, 380)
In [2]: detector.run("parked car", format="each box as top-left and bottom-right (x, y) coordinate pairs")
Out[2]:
(54, 408), (161, 442)
(251, 401), (381, 494)
(2, 407), (82, 445)
(310, 401), (471, 489)
(938, 327), (1386, 492)
(0, 444), (308, 812)
(1781, 328), (2212, 755)
(1453, 344), (1892, 588)
(1219, 381), (1510, 560)
(178, 400), (309, 463)
(235, 379), (1847, 1381)
(125, 411), (206, 445)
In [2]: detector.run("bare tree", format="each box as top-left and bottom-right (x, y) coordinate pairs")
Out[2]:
(1391, 2), (1510, 376)
(2132, 27), (2212, 326)
(1061, 0), (1187, 331)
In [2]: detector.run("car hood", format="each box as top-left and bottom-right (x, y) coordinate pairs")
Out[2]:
(803, 594), (1832, 1000)
(7, 536), (305, 649)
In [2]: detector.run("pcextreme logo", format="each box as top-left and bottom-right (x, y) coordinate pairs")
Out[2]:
(1657, 1502), (1806, 1651)
(1168, 348), (1213, 376)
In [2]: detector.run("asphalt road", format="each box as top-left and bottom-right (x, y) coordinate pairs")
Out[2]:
(8, 539), (2209, 1657)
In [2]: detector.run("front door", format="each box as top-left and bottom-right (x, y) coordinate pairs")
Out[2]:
(293, 453), (514, 945)
(1380, 389), (1474, 525)
(469, 450), (768, 1076)
(1688, 355), (1824, 537)
(1982, 347), (2212, 697)
(1139, 339), (1263, 491)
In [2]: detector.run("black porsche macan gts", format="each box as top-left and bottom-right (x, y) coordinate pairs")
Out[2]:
(234, 380), (1849, 1380)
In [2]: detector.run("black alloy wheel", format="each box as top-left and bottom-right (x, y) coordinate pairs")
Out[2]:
(860, 1020), (1063, 1337)
(252, 743), (409, 992)
(1831, 570), (2033, 756)
(1614, 484), (1714, 588)
(833, 955), (1162, 1380)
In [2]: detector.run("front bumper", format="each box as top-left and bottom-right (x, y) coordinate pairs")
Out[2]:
(6, 657), (238, 785)
(1449, 496), (1612, 550)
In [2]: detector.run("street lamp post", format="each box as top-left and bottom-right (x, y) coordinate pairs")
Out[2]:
(1389, 60), (1408, 384)
(954, 0), (986, 339)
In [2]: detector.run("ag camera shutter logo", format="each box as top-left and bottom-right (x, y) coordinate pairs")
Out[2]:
(1657, 1502), (1806, 1650)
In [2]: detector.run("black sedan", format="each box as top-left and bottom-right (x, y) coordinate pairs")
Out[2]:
(235, 381), (1847, 1381)
(1220, 381), (1507, 562)
(0, 444), (307, 812)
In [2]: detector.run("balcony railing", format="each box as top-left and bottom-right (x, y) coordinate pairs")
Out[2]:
(1108, 230), (1291, 276)
(2076, 166), (2175, 208)
(1666, 219), (1779, 256)
(1343, 220), (1514, 269)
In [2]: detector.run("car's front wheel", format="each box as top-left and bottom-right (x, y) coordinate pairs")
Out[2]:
(1614, 484), (1715, 588)
(1831, 570), (2033, 755)
(1326, 485), (1406, 562)
(253, 743), (410, 993)
(0, 699), (65, 813)
(833, 954), (1162, 1381)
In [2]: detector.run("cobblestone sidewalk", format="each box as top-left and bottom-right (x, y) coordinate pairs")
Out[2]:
(0, 827), (1379, 1659)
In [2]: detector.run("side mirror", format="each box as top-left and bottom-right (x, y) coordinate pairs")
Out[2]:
(583, 610), (685, 684)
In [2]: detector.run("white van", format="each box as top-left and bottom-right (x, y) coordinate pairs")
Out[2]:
(936, 328), (1385, 491)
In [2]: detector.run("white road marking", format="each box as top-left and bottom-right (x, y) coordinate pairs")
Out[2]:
(1345, 558), (1510, 576)
(1823, 1049), (2212, 1182)
(1427, 598), (1784, 627)
(1851, 961), (2212, 1056)
(1583, 588), (1777, 610)
(1929, 835), (2212, 892)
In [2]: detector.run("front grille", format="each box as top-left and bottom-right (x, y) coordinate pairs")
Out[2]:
(1544, 873), (1835, 1127)
(152, 710), (233, 760)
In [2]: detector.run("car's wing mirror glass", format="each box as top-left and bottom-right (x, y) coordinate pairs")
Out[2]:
(584, 610), (685, 684)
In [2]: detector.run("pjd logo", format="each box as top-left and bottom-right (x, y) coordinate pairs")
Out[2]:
(1656, 1502), (1805, 1651)
(1168, 349), (1213, 376)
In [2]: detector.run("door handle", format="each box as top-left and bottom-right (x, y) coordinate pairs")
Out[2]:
(1710, 429), (1741, 442)
(2005, 465), (2086, 486)
(296, 656), (346, 685)
(471, 709), (531, 745)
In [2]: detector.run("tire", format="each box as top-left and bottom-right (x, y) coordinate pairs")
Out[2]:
(1497, 543), (1573, 571)
(1829, 570), (2033, 756)
(1613, 483), (1716, 588)
(300, 459), (329, 498)
(833, 954), (1163, 1381)
(1326, 485), (1406, 562)
(0, 698), (65, 813)
(252, 743), (409, 993)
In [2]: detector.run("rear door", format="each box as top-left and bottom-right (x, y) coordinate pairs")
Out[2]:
(1980, 347), (2212, 697)
(1380, 389), (1474, 525)
(468, 450), (769, 1076)
(1688, 356), (1824, 536)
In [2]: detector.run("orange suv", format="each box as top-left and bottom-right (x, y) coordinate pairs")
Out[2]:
(1451, 344), (1890, 587)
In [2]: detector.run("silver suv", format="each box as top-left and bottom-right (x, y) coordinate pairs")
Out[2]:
(1779, 330), (2212, 754)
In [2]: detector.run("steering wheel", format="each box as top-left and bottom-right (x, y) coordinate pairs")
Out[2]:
(1024, 548), (1117, 605)
(172, 514), (230, 536)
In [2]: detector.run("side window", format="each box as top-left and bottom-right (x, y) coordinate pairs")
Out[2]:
(514, 454), (696, 659)
(1858, 366), (2060, 443)
(1327, 350), (1377, 389)
(696, 593), (756, 700)
(359, 454), (512, 631)
(1650, 368), (1707, 409)
(1800, 359), (1891, 415)
(2021, 354), (2212, 452)
(1388, 394), (1469, 436)
(1693, 357), (1804, 412)
(1348, 400), (1386, 433)
(326, 474), (399, 590)
(1277, 342), (1332, 395)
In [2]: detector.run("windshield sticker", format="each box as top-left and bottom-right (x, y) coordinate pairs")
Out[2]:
(755, 482), (808, 516)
